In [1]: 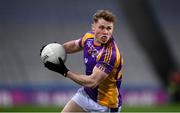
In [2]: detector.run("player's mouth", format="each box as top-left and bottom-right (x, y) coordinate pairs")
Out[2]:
(101, 36), (108, 42)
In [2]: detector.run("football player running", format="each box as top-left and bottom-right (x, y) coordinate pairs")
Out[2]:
(41, 10), (124, 112)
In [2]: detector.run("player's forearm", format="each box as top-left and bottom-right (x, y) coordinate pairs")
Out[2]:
(66, 71), (98, 88)
(63, 40), (82, 54)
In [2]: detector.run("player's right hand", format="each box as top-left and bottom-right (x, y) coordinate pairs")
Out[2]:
(44, 57), (69, 77)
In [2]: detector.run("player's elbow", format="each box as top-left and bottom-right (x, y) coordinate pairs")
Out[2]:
(86, 84), (97, 89)
(86, 81), (98, 89)
(83, 76), (100, 88)
(90, 84), (98, 89)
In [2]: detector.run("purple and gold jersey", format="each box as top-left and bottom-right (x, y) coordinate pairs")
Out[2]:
(78, 31), (123, 108)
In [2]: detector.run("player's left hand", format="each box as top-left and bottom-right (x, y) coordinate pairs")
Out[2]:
(44, 57), (69, 77)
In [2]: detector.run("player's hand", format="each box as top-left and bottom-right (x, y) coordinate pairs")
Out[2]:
(44, 57), (69, 77)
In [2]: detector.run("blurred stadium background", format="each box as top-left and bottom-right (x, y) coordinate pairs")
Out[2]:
(0, 0), (180, 112)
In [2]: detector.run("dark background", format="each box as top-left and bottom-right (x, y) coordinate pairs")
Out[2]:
(0, 0), (179, 108)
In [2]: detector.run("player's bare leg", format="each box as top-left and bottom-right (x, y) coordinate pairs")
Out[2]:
(61, 99), (85, 112)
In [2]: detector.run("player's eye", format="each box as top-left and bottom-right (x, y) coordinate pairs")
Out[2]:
(99, 26), (105, 30)
(106, 27), (112, 31)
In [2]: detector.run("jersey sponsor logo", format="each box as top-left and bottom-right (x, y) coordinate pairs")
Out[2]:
(88, 46), (99, 58)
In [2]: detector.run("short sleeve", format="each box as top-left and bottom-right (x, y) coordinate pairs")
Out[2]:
(96, 61), (114, 74)
(78, 31), (94, 48)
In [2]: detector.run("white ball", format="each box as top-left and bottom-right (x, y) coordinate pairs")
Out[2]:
(41, 43), (66, 64)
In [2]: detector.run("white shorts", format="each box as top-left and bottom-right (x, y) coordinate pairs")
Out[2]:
(71, 87), (121, 112)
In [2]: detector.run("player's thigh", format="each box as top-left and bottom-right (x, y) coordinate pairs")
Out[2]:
(61, 99), (85, 112)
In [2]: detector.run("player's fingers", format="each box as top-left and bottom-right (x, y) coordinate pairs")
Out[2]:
(44, 62), (49, 68)
(44, 61), (53, 68)
(58, 57), (64, 63)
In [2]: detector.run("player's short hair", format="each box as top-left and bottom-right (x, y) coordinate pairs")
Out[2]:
(93, 10), (116, 23)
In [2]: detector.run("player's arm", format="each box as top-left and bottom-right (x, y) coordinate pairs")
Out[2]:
(63, 39), (82, 54)
(44, 57), (108, 88)
(66, 66), (108, 88)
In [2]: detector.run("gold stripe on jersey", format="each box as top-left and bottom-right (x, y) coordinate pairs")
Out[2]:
(98, 75), (119, 108)
(115, 43), (123, 79)
(104, 46), (110, 63)
(97, 47), (105, 61)
(104, 46), (113, 64)
(97, 42), (122, 108)
(100, 45), (112, 72)
(117, 71), (122, 79)
(112, 43), (122, 80)
(96, 47), (105, 71)
(114, 43), (121, 68)
(108, 46), (113, 63)
(81, 32), (94, 47)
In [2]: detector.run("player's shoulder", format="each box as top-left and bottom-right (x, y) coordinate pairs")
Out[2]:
(79, 31), (94, 48)
(81, 31), (94, 41)
(82, 31), (94, 38)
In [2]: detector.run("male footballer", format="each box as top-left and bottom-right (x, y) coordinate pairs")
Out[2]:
(42, 10), (124, 112)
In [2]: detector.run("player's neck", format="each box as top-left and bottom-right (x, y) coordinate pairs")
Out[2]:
(94, 38), (102, 46)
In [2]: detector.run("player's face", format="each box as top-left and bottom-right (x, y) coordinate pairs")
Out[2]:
(92, 18), (114, 44)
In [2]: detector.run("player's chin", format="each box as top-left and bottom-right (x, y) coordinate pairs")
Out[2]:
(100, 40), (108, 45)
